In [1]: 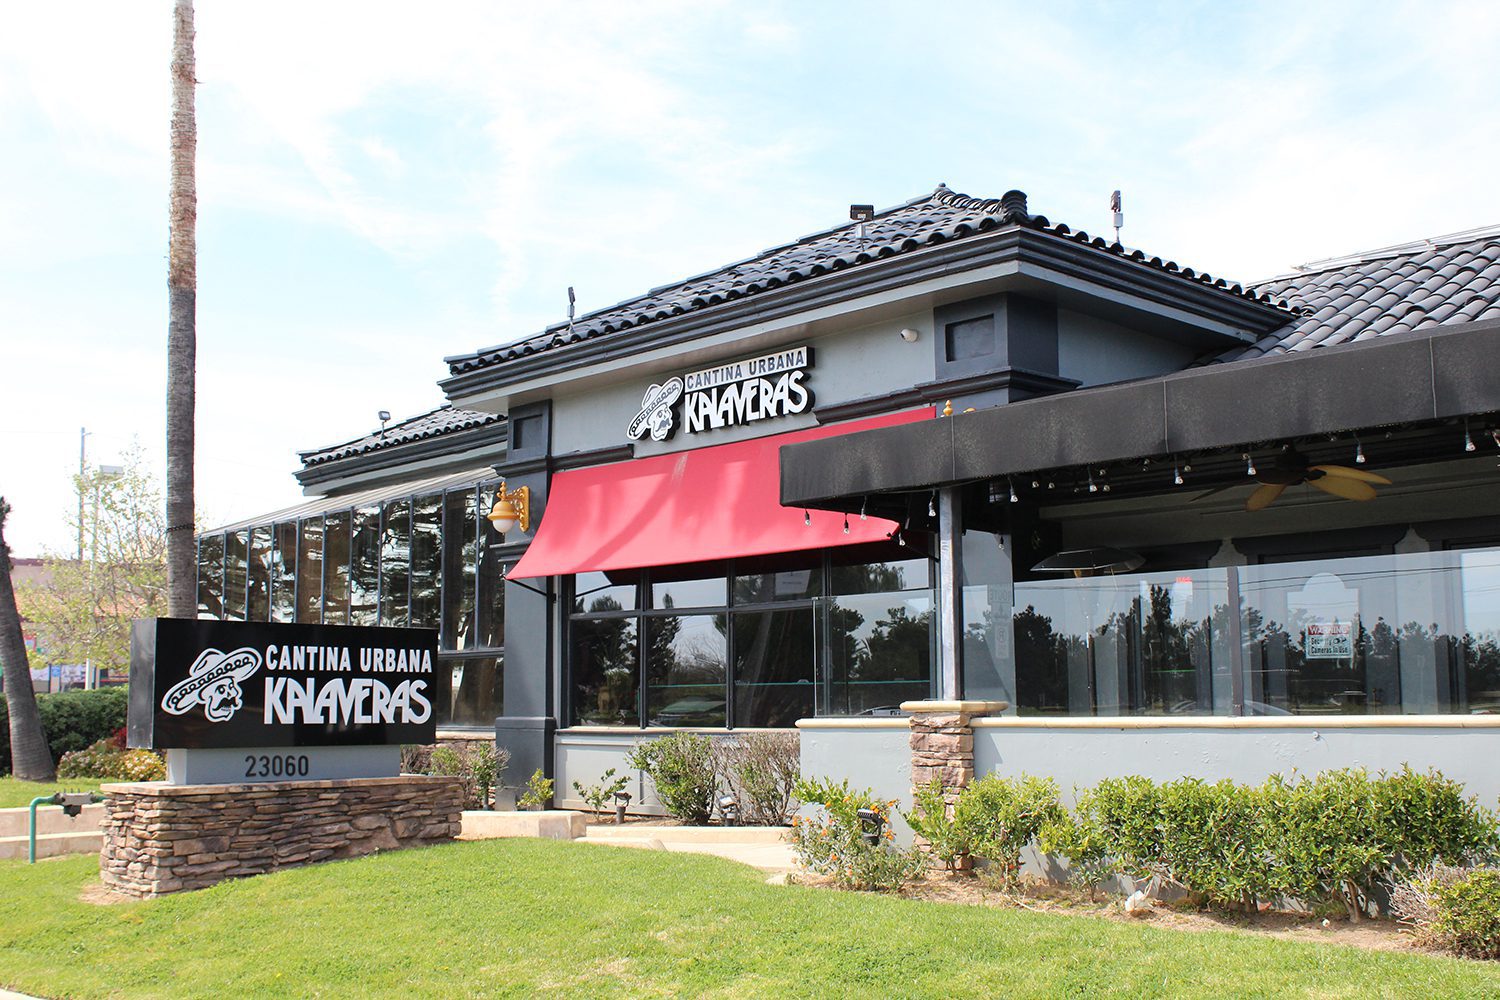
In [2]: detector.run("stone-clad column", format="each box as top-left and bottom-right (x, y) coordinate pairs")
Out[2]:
(902, 700), (1007, 866)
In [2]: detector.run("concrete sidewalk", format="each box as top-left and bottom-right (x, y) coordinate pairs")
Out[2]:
(575, 824), (795, 872)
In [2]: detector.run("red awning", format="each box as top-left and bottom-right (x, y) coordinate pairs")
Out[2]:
(507, 408), (932, 579)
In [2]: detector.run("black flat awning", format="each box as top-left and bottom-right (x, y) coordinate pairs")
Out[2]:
(780, 317), (1500, 508)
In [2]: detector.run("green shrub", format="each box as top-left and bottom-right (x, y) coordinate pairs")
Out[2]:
(1393, 864), (1500, 959)
(1374, 766), (1499, 872)
(424, 742), (509, 810)
(791, 776), (922, 891)
(1266, 770), (1384, 919)
(1, 687), (130, 774)
(1157, 777), (1278, 912)
(573, 767), (630, 815)
(952, 774), (1064, 887)
(518, 768), (554, 810)
(905, 780), (969, 870)
(627, 733), (717, 823)
(1037, 799), (1115, 899)
(711, 731), (801, 825)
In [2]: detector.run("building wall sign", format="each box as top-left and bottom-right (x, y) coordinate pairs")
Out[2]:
(627, 345), (814, 441)
(130, 618), (438, 750)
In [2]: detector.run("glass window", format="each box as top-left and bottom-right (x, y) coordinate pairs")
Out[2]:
(734, 608), (815, 726)
(380, 500), (411, 627)
(271, 522), (297, 623)
(443, 490), (477, 649)
(247, 525), (272, 622)
(1013, 570), (1232, 717)
(823, 590), (935, 716)
(645, 614), (727, 727)
(734, 551), (822, 605)
(223, 529), (248, 622)
(296, 518), (323, 624)
(651, 569), (726, 611)
(477, 486), (505, 648)
(831, 554), (930, 595)
(196, 534), (224, 619)
(349, 507), (380, 626)
(410, 495), (442, 630)
(439, 656), (502, 728)
(570, 616), (639, 726)
(323, 512), (350, 626)
(574, 571), (636, 614)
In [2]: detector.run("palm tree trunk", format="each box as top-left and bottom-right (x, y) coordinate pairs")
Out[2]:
(166, 0), (197, 619)
(0, 499), (56, 781)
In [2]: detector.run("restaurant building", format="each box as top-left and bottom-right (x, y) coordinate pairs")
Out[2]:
(197, 186), (1500, 810)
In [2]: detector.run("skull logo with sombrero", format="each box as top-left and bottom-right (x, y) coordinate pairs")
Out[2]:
(161, 647), (263, 723)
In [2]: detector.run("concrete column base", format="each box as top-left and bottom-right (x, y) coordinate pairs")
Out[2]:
(902, 699), (1008, 868)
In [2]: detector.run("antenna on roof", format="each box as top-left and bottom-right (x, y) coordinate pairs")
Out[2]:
(850, 204), (875, 242)
(1110, 190), (1123, 243)
(566, 286), (576, 333)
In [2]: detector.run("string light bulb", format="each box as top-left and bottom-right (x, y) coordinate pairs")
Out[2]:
(1244, 453), (1257, 477)
(1355, 438), (1367, 464)
(1173, 459), (1184, 486)
(803, 509), (811, 527)
(1087, 470), (1098, 493)
(842, 513), (850, 535)
(928, 491), (937, 518)
(859, 497), (868, 521)
(1465, 421), (1477, 453)
(1009, 478), (1019, 503)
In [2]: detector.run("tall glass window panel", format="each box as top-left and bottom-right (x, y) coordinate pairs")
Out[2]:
(444, 656), (503, 728)
(651, 568), (726, 611)
(821, 590), (934, 715)
(1456, 548), (1500, 714)
(477, 487), (505, 647)
(645, 614), (727, 727)
(322, 512), (351, 626)
(409, 495), (442, 630)
(296, 518), (323, 624)
(196, 534), (224, 619)
(734, 608), (815, 726)
(1013, 569), (1232, 717)
(442, 489), (477, 649)
(734, 551), (822, 605)
(348, 507), (380, 627)
(223, 530), (248, 622)
(573, 571), (637, 614)
(570, 616), (639, 726)
(961, 529), (1014, 705)
(247, 525), (273, 622)
(271, 522), (297, 623)
(380, 500), (411, 627)
(830, 553), (931, 596)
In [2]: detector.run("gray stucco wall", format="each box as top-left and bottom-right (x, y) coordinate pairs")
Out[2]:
(554, 731), (671, 815)
(1056, 309), (1200, 388)
(797, 723), (914, 838)
(974, 723), (1500, 807)
(551, 311), (934, 458)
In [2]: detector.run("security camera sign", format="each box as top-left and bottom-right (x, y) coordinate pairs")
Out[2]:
(130, 619), (438, 750)
(1304, 621), (1354, 659)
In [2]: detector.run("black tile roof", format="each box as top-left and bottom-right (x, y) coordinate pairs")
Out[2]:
(299, 405), (503, 468)
(445, 185), (1289, 376)
(1220, 227), (1500, 362)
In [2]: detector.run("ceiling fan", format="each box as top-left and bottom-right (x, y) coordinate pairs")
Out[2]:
(1197, 450), (1392, 511)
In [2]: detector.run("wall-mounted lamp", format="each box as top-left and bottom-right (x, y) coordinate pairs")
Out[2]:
(899, 327), (920, 343)
(486, 481), (531, 535)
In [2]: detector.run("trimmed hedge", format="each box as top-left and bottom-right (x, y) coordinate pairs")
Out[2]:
(0, 687), (130, 776)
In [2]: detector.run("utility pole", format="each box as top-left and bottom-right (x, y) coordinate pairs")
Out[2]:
(77, 426), (88, 564)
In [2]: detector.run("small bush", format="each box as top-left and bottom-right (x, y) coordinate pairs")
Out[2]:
(56, 737), (164, 781)
(1, 687), (130, 774)
(791, 776), (923, 891)
(952, 774), (1064, 887)
(1156, 777), (1277, 912)
(904, 780), (969, 870)
(1394, 864), (1500, 959)
(417, 742), (509, 809)
(573, 767), (630, 815)
(518, 768), (554, 810)
(711, 731), (801, 825)
(1375, 766), (1499, 872)
(1037, 802), (1114, 899)
(627, 733), (717, 823)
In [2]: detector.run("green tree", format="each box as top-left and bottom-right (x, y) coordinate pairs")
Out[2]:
(18, 447), (167, 678)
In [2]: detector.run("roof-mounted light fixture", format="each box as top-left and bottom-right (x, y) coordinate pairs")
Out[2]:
(850, 203), (875, 241)
(487, 481), (531, 535)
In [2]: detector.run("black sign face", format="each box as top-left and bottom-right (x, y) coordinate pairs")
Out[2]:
(130, 619), (439, 750)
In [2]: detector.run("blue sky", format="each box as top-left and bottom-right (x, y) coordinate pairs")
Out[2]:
(2, 0), (1497, 555)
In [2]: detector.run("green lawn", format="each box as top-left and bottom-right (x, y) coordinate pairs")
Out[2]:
(2, 840), (1497, 999)
(0, 777), (105, 810)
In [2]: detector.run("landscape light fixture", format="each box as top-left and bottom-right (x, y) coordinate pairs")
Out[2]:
(613, 789), (632, 824)
(486, 481), (531, 535)
(855, 807), (884, 846)
(718, 795), (741, 826)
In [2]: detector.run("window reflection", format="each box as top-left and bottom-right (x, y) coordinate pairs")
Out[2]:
(823, 591), (935, 715)
(441, 656), (502, 727)
(196, 534), (223, 620)
(571, 616), (639, 726)
(296, 518), (323, 624)
(410, 495), (442, 629)
(443, 490), (477, 649)
(734, 609), (815, 726)
(380, 500), (410, 627)
(349, 508), (380, 627)
(271, 523), (296, 623)
(323, 513), (350, 626)
(247, 526), (272, 622)
(646, 614), (727, 727)
(223, 530), (248, 622)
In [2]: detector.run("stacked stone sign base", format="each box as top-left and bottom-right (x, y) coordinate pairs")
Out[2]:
(99, 775), (464, 898)
(902, 700), (1007, 869)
